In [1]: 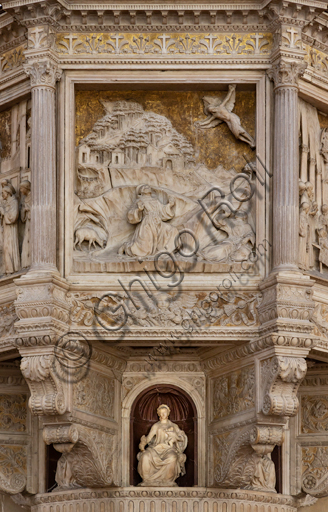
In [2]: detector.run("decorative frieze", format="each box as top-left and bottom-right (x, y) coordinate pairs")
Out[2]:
(56, 32), (272, 56)
(0, 45), (26, 73)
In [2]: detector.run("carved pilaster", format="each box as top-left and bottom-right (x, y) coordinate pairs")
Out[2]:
(23, 57), (62, 275)
(267, 58), (307, 271)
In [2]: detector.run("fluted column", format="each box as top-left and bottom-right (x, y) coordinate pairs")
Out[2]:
(24, 59), (62, 273)
(268, 59), (306, 272)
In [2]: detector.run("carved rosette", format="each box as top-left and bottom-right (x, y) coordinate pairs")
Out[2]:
(267, 59), (307, 89)
(20, 354), (67, 415)
(302, 447), (328, 498)
(43, 424), (115, 488)
(23, 59), (62, 89)
(262, 356), (307, 416)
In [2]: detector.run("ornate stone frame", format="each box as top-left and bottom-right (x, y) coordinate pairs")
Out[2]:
(60, 70), (269, 285)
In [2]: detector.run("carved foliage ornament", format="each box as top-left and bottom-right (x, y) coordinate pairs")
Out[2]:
(23, 60), (62, 88)
(267, 59), (307, 88)
(44, 424), (115, 489)
(213, 426), (283, 491)
(262, 356), (307, 416)
(0, 445), (26, 495)
(302, 447), (328, 498)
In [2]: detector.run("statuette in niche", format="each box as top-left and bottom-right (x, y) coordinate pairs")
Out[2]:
(137, 404), (187, 486)
(19, 180), (31, 268)
(0, 182), (20, 274)
(196, 85), (255, 148)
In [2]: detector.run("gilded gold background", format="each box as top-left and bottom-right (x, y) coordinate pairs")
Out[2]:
(0, 108), (11, 160)
(76, 89), (256, 172)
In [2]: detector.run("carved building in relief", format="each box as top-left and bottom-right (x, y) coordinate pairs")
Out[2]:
(2, 1), (328, 512)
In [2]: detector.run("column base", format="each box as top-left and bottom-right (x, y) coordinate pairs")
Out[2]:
(31, 487), (297, 512)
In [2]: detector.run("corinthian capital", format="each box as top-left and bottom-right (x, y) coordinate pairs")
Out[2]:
(24, 59), (62, 88)
(267, 59), (307, 89)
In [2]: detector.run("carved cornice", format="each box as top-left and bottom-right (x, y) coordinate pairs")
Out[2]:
(32, 486), (297, 507)
(202, 334), (313, 373)
(267, 58), (307, 88)
(23, 58), (62, 88)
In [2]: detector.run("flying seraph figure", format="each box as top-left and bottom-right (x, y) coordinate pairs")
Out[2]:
(197, 85), (256, 149)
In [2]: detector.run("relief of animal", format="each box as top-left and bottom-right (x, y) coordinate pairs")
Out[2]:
(74, 228), (106, 251)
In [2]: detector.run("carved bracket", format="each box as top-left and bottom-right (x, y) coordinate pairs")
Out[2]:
(43, 424), (115, 489)
(213, 425), (284, 492)
(262, 356), (307, 416)
(20, 354), (67, 415)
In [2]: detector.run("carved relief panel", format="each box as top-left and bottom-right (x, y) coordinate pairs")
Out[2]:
(298, 98), (328, 276)
(0, 100), (31, 277)
(69, 88), (258, 276)
(294, 362), (328, 498)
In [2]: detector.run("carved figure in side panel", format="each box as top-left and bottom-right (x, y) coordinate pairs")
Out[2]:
(197, 85), (255, 148)
(19, 180), (31, 268)
(0, 182), (20, 274)
(299, 202), (310, 270)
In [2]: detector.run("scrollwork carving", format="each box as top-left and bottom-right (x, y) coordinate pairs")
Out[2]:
(0, 445), (26, 495)
(261, 356), (307, 416)
(302, 447), (328, 498)
(20, 354), (67, 415)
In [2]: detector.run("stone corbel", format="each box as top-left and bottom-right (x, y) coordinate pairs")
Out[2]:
(214, 425), (284, 491)
(43, 424), (115, 489)
(262, 355), (307, 416)
(20, 352), (67, 415)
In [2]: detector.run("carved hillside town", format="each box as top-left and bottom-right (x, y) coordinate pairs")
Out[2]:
(3, 1), (328, 512)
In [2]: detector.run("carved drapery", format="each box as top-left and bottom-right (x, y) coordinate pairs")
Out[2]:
(23, 58), (62, 273)
(268, 58), (307, 271)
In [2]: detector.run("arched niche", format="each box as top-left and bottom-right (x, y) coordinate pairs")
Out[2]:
(121, 376), (205, 487)
(130, 385), (197, 487)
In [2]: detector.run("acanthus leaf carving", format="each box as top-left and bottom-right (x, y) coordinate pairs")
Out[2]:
(302, 447), (328, 498)
(23, 59), (62, 88)
(213, 425), (283, 492)
(261, 356), (307, 416)
(267, 59), (307, 88)
(0, 445), (26, 495)
(43, 424), (116, 489)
